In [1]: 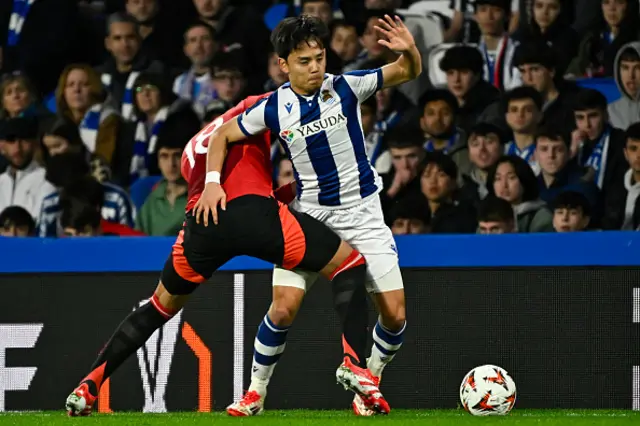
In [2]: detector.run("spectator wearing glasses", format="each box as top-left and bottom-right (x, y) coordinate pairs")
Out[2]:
(211, 51), (248, 108)
(0, 205), (35, 237)
(487, 155), (554, 232)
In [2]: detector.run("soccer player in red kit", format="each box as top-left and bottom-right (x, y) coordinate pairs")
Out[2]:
(64, 95), (389, 416)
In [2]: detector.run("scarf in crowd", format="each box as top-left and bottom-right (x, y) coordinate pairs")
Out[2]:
(583, 129), (610, 189)
(173, 69), (217, 119)
(505, 141), (536, 164)
(8, 0), (35, 47)
(367, 110), (402, 167)
(424, 132), (459, 154)
(130, 106), (169, 182)
(622, 169), (640, 230)
(101, 71), (140, 121)
(479, 35), (511, 90)
(78, 103), (117, 153)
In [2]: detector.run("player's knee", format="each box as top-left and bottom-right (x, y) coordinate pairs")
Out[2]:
(379, 299), (406, 331)
(268, 301), (298, 327)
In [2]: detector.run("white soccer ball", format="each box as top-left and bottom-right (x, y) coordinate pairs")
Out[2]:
(459, 364), (516, 416)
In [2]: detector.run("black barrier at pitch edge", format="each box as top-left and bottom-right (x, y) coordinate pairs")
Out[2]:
(1, 268), (639, 411)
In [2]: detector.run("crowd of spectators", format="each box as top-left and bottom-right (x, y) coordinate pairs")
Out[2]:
(0, 0), (639, 238)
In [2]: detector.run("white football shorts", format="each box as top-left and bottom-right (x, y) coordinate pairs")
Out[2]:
(272, 195), (404, 294)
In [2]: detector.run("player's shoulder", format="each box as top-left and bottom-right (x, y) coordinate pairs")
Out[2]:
(224, 92), (274, 121)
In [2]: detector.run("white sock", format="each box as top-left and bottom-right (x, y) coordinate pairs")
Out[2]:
(368, 319), (406, 378)
(248, 314), (289, 395)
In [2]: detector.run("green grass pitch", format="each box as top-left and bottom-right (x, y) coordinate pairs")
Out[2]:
(2, 410), (640, 426)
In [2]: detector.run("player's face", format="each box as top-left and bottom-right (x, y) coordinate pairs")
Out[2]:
(43, 135), (70, 156)
(620, 60), (640, 98)
(446, 69), (475, 99)
(158, 147), (183, 183)
(213, 71), (246, 103)
(392, 218), (425, 235)
(361, 17), (384, 58)
(553, 207), (588, 232)
(194, 0), (224, 19)
(277, 159), (294, 187)
(493, 162), (523, 205)
(360, 105), (375, 136)
(421, 100), (454, 137)
(475, 4), (506, 36)
(2, 81), (30, 117)
(602, 0), (627, 28)
(184, 26), (215, 68)
(478, 220), (513, 234)
(282, 41), (326, 95)
(268, 53), (288, 86)
(106, 22), (140, 65)
(519, 64), (554, 94)
(536, 138), (568, 175)
(64, 69), (93, 112)
(126, 0), (158, 23)
(574, 108), (605, 140)
(0, 139), (34, 170)
(506, 98), (539, 133)
(135, 84), (162, 115)
(0, 223), (30, 237)
(533, 0), (561, 31)
(421, 163), (454, 202)
(302, 2), (333, 25)
(331, 25), (360, 62)
(468, 133), (501, 170)
(624, 139), (640, 172)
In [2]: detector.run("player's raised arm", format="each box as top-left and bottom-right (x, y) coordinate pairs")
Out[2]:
(375, 15), (422, 89)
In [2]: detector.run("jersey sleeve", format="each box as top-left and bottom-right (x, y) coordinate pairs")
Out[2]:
(237, 96), (269, 136)
(343, 68), (384, 102)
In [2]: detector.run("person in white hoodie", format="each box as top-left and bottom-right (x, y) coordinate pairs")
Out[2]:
(0, 117), (55, 220)
(602, 122), (640, 230)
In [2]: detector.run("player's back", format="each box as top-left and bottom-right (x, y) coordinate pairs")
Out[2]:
(182, 94), (273, 210)
(238, 70), (384, 210)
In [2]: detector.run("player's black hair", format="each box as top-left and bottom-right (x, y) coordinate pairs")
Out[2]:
(551, 190), (591, 217)
(477, 196), (514, 223)
(419, 89), (459, 114)
(624, 122), (640, 146)
(271, 15), (330, 59)
(572, 88), (608, 112)
(534, 123), (570, 148)
(513, 41), (556, 70)
(0, 205), (35, 235)
(487, 156), (540, 202)
(60, 200), (101, 233)
(502, 86), (544, 112)
(439, 45), (484, 75)
(384, 124), (424, 149)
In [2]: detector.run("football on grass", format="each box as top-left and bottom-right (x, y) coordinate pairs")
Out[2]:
(459, 364), (516, 416)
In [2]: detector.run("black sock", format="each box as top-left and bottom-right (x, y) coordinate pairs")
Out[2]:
(332, 262), (369, 367)
(81, 302), (170, 395)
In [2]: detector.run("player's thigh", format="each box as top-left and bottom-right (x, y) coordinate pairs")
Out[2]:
(272, 266), (319, 292)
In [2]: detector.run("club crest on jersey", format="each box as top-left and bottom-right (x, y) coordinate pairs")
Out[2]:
(321, 90), (335, 104)
(281, 113), (347, 143)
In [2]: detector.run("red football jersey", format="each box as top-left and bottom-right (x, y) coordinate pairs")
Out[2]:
(182, 94), (273, 211)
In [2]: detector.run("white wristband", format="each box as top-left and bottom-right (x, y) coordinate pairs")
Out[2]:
(205, 171), (221, 184)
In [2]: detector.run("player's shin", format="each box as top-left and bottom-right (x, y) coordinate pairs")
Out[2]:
(79, 293), (179, 396)
(329, 250), (368, 366)
(249, 314), (290, 395)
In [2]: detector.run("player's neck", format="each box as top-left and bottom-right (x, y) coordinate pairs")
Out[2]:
(513, 133), (534, 150)
(290, 83), (318, 97)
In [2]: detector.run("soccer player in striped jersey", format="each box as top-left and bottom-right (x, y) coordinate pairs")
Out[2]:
(195, 14), (421, 416)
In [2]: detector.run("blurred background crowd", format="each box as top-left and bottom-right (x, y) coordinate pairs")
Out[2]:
(1, 0), (639, 238)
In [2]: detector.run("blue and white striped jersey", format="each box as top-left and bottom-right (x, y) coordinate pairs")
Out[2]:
(37, 182), (136, 237)
(238, 68), (384, 210)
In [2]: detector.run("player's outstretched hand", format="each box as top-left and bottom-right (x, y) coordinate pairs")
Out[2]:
(193, 183), (227, 226)
(374, 14), (415, 53)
